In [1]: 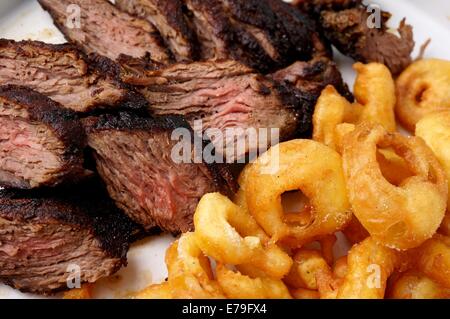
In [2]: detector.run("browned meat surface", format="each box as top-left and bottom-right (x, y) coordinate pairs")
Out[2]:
(272, 57), (353, 101)
(118, 59), (315, 160)
(116, 0), (197, 61)
(182, 0), (326, 73)
(0, 179), (137, 295)
(295, 0), (415, 75)
(38, 0), (171, 63)
(0, 85), (86, 189)
(0, 39), (147, 113)
(83, 112), (236, 233)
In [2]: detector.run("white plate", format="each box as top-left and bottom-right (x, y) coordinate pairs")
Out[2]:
(0, 0), (449, 299)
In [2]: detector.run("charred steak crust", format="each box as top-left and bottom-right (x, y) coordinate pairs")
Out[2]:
(116, 59), (314, 158)
(38, 0), (172, 63)
(0, 85), (85, 158)
(0, 85), (87, 188)
(0, 39), (148, 113)
(116, 0), (198, 61)
(0, 179), (136, 294)
(83, 112), (236, 233)
(85, 112), (236, 192)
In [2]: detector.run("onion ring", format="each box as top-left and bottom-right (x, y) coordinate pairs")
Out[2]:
(216, 264), (292, 299)
(416, 111), (450, 235)
(193, 193), (292, 279)
(396, 59), (450, 131)
(243, 139), (351, 248)
(342, 123), (448, 249)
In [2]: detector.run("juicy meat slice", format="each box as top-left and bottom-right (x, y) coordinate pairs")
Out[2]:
(272, 57), (353, 101)
(0, 179), (137, 295)
(0, 39), (148, 113)
(38, 0), (171, 63)
(295, 0), (415, 75)
(83, 112), (235, 233)
(116, 0), (197, 61)
(0, 85), (86, 189)
(119, 59), (315, 160)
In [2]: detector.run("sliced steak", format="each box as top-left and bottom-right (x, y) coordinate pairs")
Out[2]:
(0, 179), (136, 295)
(38, 0), (171, 63)
(295, 0), (415, 75)
(0, 39), (147, 113)
(83, 112), (235, 233)
(272, 57), (353, 101)
(183, 0), (323, 73)
(116, 0), (197, 61)
(119, 59), (315, 160)
(0, 85), (86, 189)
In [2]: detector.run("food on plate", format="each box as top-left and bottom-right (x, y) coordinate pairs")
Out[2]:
(313, 62), (396, 150)
(134, 233), (225, 299)
(116, 0), (198, 62)
(216, 264), (292, 299)
(193, 193), (292, 279)
(396, 59), (450, 131)
(41, 0), (328, 73)
(243, 139), (351, 248)
(0, 179), (137, 294)
(38, 0), (171, 63)
(416, 111), (450, 235)
(284, 249), (331, 290)
(412, 235), (450, 288)
(119, 58), (316, 160)
(0, 85), (86, 188)
(296, 0), (415, 75)
(83, 112), (235, 233)
(0, 39), (147, 113)
(342, 216), (369, 245)
(327, 237), (406, 299)
(271, 56), (353, 101)
(387, 271), (450, 299)
(342, 123), (448, 250)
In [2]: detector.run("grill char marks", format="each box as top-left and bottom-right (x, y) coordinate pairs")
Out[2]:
(83, 112), (235, 233)
(116, 0), (197, 61)
(118, 59), (314, 159)
(182, 0), (323, 73)
(0, 39), (148, 113)
(0, 85), (86, 189)
(272, 57), (353, 102)
(0, 179), (136, 295)
(38, 0), (171, 63)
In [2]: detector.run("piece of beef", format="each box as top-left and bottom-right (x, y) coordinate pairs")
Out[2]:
(83, 112), (236, 233)
(182, 0), (325, 73)
(295, 0), (415, 75)
(272, 57), (353, 101)
(0, 85), (86, 189)
(118, 59), (315, 160)
(266, 0), (332, 58)
(116, 0), (197, 62)
(0, 179), (137, 295)
(0, 39), (148, 113)
(38, 0), (171, 63)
